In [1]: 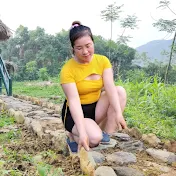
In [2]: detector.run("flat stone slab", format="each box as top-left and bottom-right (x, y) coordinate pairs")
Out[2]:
(92, 139), (117, 151)
(106, 151), (137, 165)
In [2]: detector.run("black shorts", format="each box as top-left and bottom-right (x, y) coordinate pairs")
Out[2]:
(61, 100), (97, 133)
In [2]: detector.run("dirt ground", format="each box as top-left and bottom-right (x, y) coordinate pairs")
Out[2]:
(0, 125), (82, 176)
(0, 124), (175, 176)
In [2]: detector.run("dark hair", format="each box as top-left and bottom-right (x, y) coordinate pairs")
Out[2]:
(69, 21), (94, 48)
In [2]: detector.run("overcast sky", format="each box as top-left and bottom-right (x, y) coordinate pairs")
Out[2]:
(0, 0), (176, 48)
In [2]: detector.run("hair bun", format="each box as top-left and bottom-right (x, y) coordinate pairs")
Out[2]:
(71, 21), (81, 27)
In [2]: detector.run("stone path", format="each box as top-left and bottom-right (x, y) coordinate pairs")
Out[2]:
(0, 95), (176, 176)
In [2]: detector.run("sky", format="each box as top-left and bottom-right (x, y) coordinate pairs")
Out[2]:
(0, 0), (176, 48)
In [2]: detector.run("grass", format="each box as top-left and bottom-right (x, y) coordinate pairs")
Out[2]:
(0, 115), (15, 128)
(3, 75), (176, 139)
(12, 79), (65, 104)
(118, 76), (176, 139)
(0, 111), (20, 144)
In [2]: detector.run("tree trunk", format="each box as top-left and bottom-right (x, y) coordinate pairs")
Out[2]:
(164, 31), (176, 84)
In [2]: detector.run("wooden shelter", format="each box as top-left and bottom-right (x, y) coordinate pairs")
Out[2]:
(0, 19), (12, 41)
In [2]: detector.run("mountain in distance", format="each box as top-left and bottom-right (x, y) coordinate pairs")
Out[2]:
(135, 39), (173, 63)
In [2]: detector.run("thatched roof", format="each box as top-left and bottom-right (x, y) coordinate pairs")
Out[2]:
(0, 19), (12, 41)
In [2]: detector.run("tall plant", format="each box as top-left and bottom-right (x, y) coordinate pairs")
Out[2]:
(153, 0), (176, 83)
(101, 2), (123, 59)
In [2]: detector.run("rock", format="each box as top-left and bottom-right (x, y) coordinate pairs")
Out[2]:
(113, 166), (144, 176)
(164, 140), (176, 153)
(142, 133), (161, 147)
(51, 131), (68, 154)
(47, 102), (54, 109)
(144, 161), (172, 173)
(126, 127), (142, 139)
(106, 151), (137, 165)
(39, 118), (64, 131)
(95, 166), (117, 176)
(54, 105), (61, 114)
(41, 101), (47, 107)
(90, 151), (105, 164)
(118, 140), (144, 153)
(112, 132), (131, 141)
(14, 111), (25, 123)
(24, 96), (30, 101)
(2, 102), (8, 110)
(146, 148), (176, 164)
(24, 117), (32, 130)
(27, 111), (47, 117)
(44, 110), (55, 116)
(92, 139), (117, 151)
(30, 120), (43, 138)
(8, 108), (16, 117)
(52, 114), (60, 118)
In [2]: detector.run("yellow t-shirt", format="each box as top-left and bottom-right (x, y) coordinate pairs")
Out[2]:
(60, 54), (112, 104)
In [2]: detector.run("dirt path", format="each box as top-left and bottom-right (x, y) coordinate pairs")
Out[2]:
(0, 124), (82, 176)
(0, 95), (176, 176)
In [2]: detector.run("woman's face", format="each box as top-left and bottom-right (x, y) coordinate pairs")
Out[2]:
(73, 35), (94, 63)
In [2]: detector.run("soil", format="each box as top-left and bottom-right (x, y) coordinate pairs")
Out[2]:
(0, 124), (175, 176)
(0, 125), (82, 176)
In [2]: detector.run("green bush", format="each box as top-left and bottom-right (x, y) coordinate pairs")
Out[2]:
(118, 75), (176, 139)
(38, 67), (49, 81)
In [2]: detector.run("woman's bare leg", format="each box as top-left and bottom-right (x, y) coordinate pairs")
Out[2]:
(71, 118), (102, 148)
(95, 86), (127, 134)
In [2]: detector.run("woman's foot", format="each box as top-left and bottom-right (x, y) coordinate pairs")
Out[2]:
(66, 137), (78, 153)
(100, 131), (110, 144)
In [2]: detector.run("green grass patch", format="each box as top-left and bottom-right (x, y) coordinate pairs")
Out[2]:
(117, 76), (176, 139)
(0, 111), (20, 144)
(0, 111), (15, 128)
(12, 80), (65, 103)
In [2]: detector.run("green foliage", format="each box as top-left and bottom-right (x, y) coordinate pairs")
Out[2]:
(119, 74), (176, 139)
(0, 111), (15, 127)
(0, 23), (137, 81)
(12, 80), (64, 103)
(101, 2), (123, 22)
(25, 61), (38, 80)
(0, 112), (20, 143)
(38, 67), (49, 81)
(152, 1), (176, 83)
(37, 164), (63, 176)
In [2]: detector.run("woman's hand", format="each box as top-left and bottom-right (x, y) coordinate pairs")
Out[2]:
(78, 133), (90, 151)
(116, 114), (127, 130)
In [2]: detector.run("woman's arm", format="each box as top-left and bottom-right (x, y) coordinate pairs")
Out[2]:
(62, 83), (87, 135)
(103, 68), (127, 128)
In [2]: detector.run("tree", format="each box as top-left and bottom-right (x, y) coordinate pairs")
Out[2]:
(101, 2), (123, 59)
(25, 60), (38, 80)
(118, 14), (139, 44)
(153, 0), (176, 83)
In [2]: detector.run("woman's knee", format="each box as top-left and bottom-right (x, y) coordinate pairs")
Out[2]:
(116, 86), (127, 100)
(89, 130), (102, 147)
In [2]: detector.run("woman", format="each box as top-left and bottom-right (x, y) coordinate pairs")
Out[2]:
(60, 21), (127, 152)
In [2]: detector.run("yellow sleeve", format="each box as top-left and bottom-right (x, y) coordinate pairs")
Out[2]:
(103, 56), (112, 69)
(60, 66), (75, 84)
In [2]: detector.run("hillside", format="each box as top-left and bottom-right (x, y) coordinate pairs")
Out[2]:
(136, 39), (173, 62)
